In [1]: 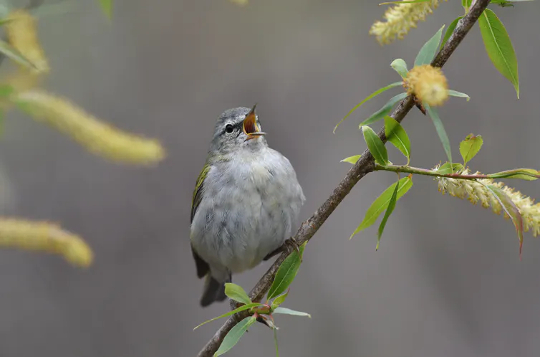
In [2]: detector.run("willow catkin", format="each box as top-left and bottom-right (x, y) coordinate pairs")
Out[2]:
(5, 9), (49, 73)
(16, 90), (166, 165)
(0, 218), (93, 267)
(404, 65), (449, 107)
(370, 0), (446, 45)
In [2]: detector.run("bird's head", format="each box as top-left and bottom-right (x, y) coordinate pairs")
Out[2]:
(210, 105), (267, 155)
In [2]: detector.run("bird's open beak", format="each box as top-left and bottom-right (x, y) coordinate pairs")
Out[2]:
(243, 105), (266, 141)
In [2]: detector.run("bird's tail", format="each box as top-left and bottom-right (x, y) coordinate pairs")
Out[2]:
(200, 274), (228, 307)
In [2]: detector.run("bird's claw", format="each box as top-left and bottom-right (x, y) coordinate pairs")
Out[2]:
(284, 237), (300, 254)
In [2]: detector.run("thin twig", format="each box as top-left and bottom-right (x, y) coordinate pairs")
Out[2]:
(196, 1), (491, 356)
(375, 164), (490, 180)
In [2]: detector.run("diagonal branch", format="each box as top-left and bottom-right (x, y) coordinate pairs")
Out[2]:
(197, 1), (490, 356)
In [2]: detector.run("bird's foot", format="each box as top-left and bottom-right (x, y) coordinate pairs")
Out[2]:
(263, 237), (300, 261)
(230, 299), (242, 311)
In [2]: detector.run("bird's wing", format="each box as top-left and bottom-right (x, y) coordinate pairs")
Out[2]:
(191, 163), (211, 279)
(191, 163), (211, 223)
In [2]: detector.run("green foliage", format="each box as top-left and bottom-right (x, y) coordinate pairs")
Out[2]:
(484, 184), (524, 255)
(267, 242), (306, 300)
(384, 116), (411, 164)
(193, 303), (261, 330)
(478, 9), (519, 97)
(341, 155), (362, 165)
(359, 92), (408, 128)
(488, 169), (540, 180)
(214, 316), (257, 356)
(225, 283), (252, 305)
(0, 39), (37, 71)
(425, 104), (452, 163)
(459, 134), (483, 166)
(350, 176), (413, 238)
(436, 162), (464, 175)
(441, 17), (462, 50)
(272, 307), (311, 318)
(362, 126), (389, 166)
(377, 177), (400, 250)
(414, 25), (445, 66)
(334, 82), (402, 132)
(390, 59), (408, 78)
(448, 89), (470, 101)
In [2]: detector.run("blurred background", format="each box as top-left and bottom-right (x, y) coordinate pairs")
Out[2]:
(0, 0), (539, 356)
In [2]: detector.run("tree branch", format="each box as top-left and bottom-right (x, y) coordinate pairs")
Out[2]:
(197, 1), (490, 356)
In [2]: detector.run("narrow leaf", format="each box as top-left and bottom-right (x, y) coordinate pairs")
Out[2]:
(0, 40), (38, 71)
(459, 134), (483, 165)
(273, 326), (280, 357)
(214, 316), (257, 356)
(390, 59), (408, 78)
(478, 9), (519, 97)
(273, 307), (311, 318)
(351, 176), (413, 237)
(359, 92), (408, 128)
(362, 126), (389, 166)
(384, 115), (411, 164)
(376, 177), (402, 250)
(267, 243), (306, 300)
(425, 104), (452, 163)
(334, 82), (403, 132)
(193, 303), (261, 330)
(225, 283), (252, 305)
(485, 184), (524, 256)
(488, 169), (540, 181)
(98, 0), (113, 19)
(341, 155), (362, 165)
(435, 162), (464, 175)
(415, 25), (445, 66)
(271, 290), (289, 309)
(448, 89), (470, 101)
(441, 17), (463, 50)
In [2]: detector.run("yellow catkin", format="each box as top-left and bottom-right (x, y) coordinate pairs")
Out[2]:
(0, 218), (93, 267)
(370, 0), (446, 45)
(15, 90), (166, 165)
(436, 168), (540, 237)
(404, 65), (448, 106)
(5, 9), (49, 74)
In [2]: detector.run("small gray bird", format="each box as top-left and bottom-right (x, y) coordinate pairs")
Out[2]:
(190, 106), (305, 307)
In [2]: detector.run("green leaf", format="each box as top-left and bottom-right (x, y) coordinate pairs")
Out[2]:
(98, 0), (113, 19)
(425, 104), (452, 163)
(384, 116), (411, 164)
(488, 169), (540, 181)
(376, 177), (402, 250)
(334, 82), (403, 132)
(0, 85), (14, 98)
(478, 9), (519, 98)
(435, 162), (464, 175)
(350, 176), (413, 237)
(448, 89), (470, 101)
(441, 17), (463, 50)
(271, 291), (289, 309)
(224, 283), (252, 305)
(0, 40), (37, 71)
(414, 25), (445, 66)
(273, 307), (311, 318)
(390, 59), (408, 78)
(273, 326), (280, 357)
(484, 184), (524, 256)
(341, 155), (362, 165)
(459, 134), (483, 165)
(214, 316), (257, 356)
(359, 92), (409, 128)
(362, 126), (389, 166)
(193, 303), (261, 330)
(267, 243), (306, 300)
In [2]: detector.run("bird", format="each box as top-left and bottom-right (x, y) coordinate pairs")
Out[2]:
(190, 105), (305, 307)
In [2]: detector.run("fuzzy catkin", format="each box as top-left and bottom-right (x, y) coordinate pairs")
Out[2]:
(0, 218), (93, 267)
(436, 168), (540, 237)
(370, 0), (446, 45)
(16, 90), (166, 165)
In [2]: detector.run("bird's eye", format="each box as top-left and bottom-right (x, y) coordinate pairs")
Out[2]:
(225, 124), (234, 133)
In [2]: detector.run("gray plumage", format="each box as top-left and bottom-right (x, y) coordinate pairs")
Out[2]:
(190, 107), (305, 306)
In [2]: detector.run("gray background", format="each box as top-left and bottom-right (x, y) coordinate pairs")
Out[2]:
(0, 0), (539, 356)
